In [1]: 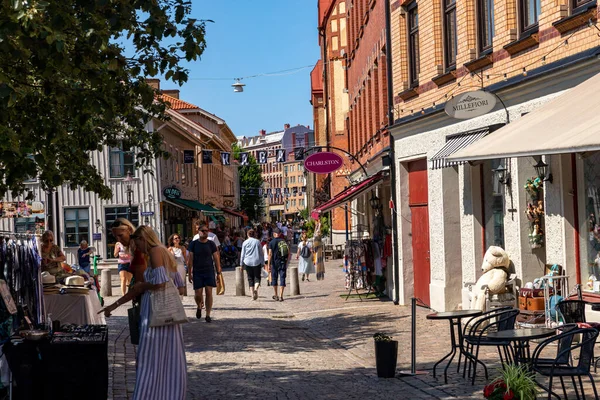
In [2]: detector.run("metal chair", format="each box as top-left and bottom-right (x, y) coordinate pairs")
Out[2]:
(532, 327), (599, 400)
(462, 307), (520, 385)
(555, 300), (587, 324)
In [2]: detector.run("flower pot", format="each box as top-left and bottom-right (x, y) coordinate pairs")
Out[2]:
(374, 340), (398, 378)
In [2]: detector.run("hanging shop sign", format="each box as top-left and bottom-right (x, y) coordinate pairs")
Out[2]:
(304, 152), (343, 174)
(445, 90), (497, 120)
(163, 186), (182, 200)
(183, 150), (195, 164)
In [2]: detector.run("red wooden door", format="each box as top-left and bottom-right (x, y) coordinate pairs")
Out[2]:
(408, 159), (430, 305)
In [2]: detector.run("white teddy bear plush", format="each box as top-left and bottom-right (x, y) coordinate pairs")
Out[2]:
(471, 246), (510, 312)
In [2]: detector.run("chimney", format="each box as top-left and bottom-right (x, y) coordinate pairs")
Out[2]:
(259, 129), (266, 136)
(284, 123), (290, 130)
(146, 78), (160, 90)
(162, 89), (180, 99)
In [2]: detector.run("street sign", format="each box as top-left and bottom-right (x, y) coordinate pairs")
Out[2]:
(141, 211), (155, 216)
(183, 150), (195, 164)
(92, 233), (102, 241)
(304, 152), (343, 174)
(445, 90), (497, 119)
(163, 186), (181, 199)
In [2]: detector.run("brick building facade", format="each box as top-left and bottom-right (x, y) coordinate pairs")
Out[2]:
(388, 0), (600, 311)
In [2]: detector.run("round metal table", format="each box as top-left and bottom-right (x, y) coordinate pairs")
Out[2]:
(426, 310), (483, 383)
(487, 328), (556, 365)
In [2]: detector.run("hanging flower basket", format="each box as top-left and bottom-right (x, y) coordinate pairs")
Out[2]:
(523, 177), (543, 200)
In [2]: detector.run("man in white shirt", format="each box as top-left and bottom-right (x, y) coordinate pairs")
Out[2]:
(193, 221), (221, 247)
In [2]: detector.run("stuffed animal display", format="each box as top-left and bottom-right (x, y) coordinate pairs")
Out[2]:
(471, 246), (510, 311)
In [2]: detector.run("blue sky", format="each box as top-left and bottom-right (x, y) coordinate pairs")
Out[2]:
(172, 1), (320, 138)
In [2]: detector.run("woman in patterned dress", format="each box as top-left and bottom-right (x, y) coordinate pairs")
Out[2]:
(100, 226), (187, 400)
(313, 222), (326, 280)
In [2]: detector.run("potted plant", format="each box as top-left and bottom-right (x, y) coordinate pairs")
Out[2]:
(483, 364), (537, 400)
(373, 332), (398, 378)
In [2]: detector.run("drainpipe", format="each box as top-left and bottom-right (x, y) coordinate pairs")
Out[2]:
(319, 25), (334, 242)
(384, 0), (401, 305)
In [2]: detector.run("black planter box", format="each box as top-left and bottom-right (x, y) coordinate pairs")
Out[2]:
(374, 340), (398, 378)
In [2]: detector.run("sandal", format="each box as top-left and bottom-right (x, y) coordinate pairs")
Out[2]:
(272, 295), (279, 301)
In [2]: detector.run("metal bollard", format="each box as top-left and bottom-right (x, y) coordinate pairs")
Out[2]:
(235, 266), (245, 296)
(289, 266), (300, 296)
(100, 269), (112, 297)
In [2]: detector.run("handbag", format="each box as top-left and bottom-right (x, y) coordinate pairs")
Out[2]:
(127, 304), (141, 345)
(216, 273), (225, 295)
(149, 280), (188, 327)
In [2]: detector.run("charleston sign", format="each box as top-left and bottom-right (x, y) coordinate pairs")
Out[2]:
(445, 90), (497, 119)
(304, 152), (343, 174)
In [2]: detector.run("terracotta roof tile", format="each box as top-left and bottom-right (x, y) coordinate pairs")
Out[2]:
(158, 94), (199, 110)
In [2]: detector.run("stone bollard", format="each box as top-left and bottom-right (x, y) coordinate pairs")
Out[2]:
(100, 269), (112, 297)
(235, 266), (245, 296)
(289, 266), (300, 296)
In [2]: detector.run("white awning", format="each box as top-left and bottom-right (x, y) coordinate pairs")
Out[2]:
(448, 72), (600, 162)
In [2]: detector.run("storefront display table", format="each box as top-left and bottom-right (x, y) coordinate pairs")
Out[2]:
(3, 325), (108, 400)
(44, 289), (105, 325)
(426, 309), (483, 383)
(487, 328), (556, 366)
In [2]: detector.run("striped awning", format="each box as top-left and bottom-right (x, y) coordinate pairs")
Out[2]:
(429, 128), (491, 169)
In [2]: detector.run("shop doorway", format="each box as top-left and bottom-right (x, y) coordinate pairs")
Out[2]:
(408, 159), (431, 305)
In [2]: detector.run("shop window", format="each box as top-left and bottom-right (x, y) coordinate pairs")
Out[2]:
(443, 0), (457, 70)
(64, 208), (89, 247)
(407, 2), (420, 87)
(105, 206), (139, 258)
(109, 145), (135, 178)
(478, 0), (494, 53)
(582, 152), (600, 292)
(519, 0), (541, 34)
(484, 159), (505, 249)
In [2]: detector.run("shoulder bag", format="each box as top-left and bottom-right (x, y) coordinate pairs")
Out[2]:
(149, 279), (188, 327)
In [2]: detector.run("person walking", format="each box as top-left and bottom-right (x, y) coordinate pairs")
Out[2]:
(168, 233), (189, 296)
(114, 240), (133, 296)
(99, 225), (187, 400)
(267, 228), (290, 301)
(240, 229), (264, 300)
(313, 221), (326, 280)
(188, 223), (221, 322)
(296, 232), (315, 281)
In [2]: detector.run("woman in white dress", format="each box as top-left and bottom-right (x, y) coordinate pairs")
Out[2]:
(168, 233), (189, 296)
(296, 232), (315, 281)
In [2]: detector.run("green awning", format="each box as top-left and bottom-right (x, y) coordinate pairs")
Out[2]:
(210, 215), (226, 223)
(170, 198), (223, 215)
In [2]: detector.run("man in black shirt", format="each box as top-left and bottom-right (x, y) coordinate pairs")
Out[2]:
(268, 228), (290, 301)
(188, 223), (221, 322)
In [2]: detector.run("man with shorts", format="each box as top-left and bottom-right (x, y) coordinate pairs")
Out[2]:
(188, 223), (221, 322)
(268, 228), (291, 301)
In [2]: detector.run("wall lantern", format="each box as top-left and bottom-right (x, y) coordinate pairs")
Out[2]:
(493, 163), (511, 186)
(232, 80), (245, 93)
(533, 159), (553, 184)
(369, 193), (381, 210)
(95, 219), (102, 231)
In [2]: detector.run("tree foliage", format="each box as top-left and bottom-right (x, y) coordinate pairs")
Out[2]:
(232, 143), (264, 221)
(0, 0), (209, 199)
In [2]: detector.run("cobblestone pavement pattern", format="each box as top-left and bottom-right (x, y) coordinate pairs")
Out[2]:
(103, 257), (595, 400)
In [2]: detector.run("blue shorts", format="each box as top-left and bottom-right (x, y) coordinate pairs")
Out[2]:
(118, 263), (130, 273)
(271, 266), (287, 287)
(193, 271), (216, 290)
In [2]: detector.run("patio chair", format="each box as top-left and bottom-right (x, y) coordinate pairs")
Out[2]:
(532, 327), (599, 400)
(462, 307), (520, 385)
(555, 300), (587, 324)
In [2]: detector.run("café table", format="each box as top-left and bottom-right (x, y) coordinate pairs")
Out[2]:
(426, 309), (483, 383)
(486, 328), (556, 366)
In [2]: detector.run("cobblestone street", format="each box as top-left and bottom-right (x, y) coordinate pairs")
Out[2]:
(103, 257), (508, 400)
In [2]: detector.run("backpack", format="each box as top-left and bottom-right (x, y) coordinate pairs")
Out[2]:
(300, 243), (311, 259)
(277, 240), (289, 259)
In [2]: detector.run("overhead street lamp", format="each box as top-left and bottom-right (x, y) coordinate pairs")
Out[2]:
(124, 170), (135, 221)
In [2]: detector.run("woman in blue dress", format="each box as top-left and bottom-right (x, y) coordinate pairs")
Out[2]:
(100, 225), (187, 400)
